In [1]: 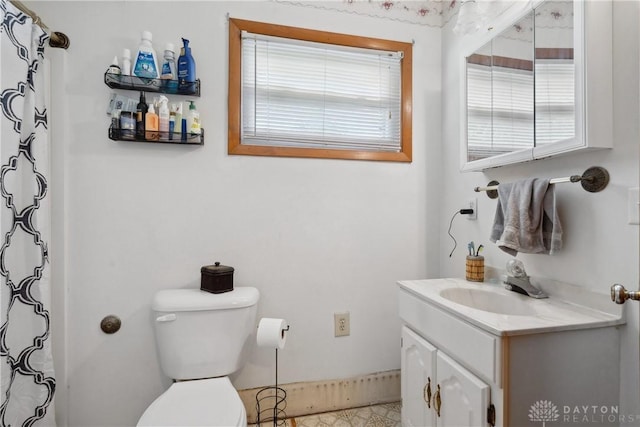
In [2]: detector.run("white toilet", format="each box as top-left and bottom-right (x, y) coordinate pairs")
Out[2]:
(137, 287), (260, 427)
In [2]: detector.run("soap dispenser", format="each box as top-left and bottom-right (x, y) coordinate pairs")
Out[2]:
(177, 38), (196, 93)
(185, 100), (200, 136)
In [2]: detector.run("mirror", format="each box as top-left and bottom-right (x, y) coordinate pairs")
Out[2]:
(466, 41), (493, 162)
(489, 11), (534, 157)
(461, 0), (610, 171)
(534, 0), (574, 147)
(464, 10), (535, 165)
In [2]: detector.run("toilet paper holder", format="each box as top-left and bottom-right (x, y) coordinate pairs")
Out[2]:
(256, 378), (286, 426)
(255, 327), (290, 426)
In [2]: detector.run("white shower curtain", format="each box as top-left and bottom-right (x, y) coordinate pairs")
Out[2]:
(0, 0), (56, 425)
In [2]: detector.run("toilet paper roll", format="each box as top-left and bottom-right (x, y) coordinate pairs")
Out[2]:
(257, 318), (289, 350)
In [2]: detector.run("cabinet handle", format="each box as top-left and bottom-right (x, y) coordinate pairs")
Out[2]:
(434, 384), (442, 417)
(423, 377), (432, 408)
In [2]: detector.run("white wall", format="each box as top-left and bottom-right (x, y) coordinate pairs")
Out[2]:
(31, 1), (442, 426)
(441, 0), (640, 423)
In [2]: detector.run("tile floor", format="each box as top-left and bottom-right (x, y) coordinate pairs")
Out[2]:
(253, 402), (401, 427)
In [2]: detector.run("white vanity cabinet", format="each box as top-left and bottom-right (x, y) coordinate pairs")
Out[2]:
(401, 326), (490, 427)
(399, 279), (623, 427)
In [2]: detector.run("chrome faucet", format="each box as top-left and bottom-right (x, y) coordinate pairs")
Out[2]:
(502, 259), (548, 299)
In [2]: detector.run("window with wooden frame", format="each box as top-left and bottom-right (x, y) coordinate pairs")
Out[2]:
(228, 18), (413, 162)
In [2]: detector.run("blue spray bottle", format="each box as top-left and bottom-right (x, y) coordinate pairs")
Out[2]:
(177, 38), (196, 93)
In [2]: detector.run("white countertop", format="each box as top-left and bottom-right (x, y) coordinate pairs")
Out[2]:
(398, 277), (625, 336)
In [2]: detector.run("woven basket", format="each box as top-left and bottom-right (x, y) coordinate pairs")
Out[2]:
(466, 256), (484, 282)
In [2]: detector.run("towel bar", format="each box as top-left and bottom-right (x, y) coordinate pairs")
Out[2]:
(474, 166), (610, 199)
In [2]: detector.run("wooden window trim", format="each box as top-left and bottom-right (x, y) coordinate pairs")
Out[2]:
(467, 48), (574, 72)
(228, 18), (413, 162)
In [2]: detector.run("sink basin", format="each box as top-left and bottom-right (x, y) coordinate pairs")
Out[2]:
(439, 288), (536, 315)
(399, 278), (625, 336)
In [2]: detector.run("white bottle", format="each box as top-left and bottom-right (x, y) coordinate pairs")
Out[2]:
(160, 43), (178, 92)
(122, 48), (131, 76)
(161, 43), (176, 80)
(108, 56), (121, 75)
(132, 31), (159, 79)
(158, 96), (170, 140)
(186, 100), (200, 135)
(174, 102), (183, 136)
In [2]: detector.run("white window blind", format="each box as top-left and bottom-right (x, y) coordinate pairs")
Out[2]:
(466, 64), (494, 160)
(467, 64), (534, 159)
(535, 60), (575, 146)
(491, 66), (534, 152)
(241, 31), (403, 152)
(468, 61), (576, 158)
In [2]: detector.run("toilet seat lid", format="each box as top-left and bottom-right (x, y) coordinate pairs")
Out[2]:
(137, 377), (245, 427)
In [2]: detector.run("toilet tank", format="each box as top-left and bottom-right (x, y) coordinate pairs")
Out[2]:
(152, 287), (259, 380)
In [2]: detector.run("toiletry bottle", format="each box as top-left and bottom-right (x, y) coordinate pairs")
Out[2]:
(177, 38), (196, 93)
(108, 56), (121, 75)
(120, 111), (135, 140)
(174, 102), (183, 137)
(160, 43), (178, 92)
(135, 91), (148, 140)
(111, 109), (121, 139)
(122, 49), (131, 76)
(133, 31), (159, 79)
(169, 104), (176, 140)
(186, 100), (200, 135)
(145, 103), (159, 141)
(158, 96), (170, 141)
(181, 110), (187, 142)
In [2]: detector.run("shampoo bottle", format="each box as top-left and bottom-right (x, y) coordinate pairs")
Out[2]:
(145, 103), (159, 141)
(133, 31), (159, 79)
(177, 38), (196, 93)
(158, 96), (170, 141)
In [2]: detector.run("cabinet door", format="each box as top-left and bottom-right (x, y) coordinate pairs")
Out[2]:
(401, 326), (437, 427)
(436, 351), (490, 427)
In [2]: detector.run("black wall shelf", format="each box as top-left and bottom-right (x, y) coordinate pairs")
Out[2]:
(104, 72), (201, 96)
(109, 126), (204, 145)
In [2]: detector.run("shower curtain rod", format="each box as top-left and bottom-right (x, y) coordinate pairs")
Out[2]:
(11, 0), (69, 49)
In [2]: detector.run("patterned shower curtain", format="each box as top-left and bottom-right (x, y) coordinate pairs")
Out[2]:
(0, 0), (56, 425)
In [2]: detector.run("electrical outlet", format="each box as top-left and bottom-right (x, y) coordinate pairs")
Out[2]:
(334, 312), (350, 337)
(465, 198), (477, 220)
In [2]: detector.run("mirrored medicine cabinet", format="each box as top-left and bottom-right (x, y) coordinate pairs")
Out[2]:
(460, 0), (613, 171)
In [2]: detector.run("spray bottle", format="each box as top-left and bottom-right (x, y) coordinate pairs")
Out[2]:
(174, 102), (183, 138)
(158, 96), (170, 141)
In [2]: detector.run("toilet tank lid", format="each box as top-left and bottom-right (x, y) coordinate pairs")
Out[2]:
(152, 287), (259, 312)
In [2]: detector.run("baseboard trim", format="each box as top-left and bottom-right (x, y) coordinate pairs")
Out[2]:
(238, 369), (400, 424)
